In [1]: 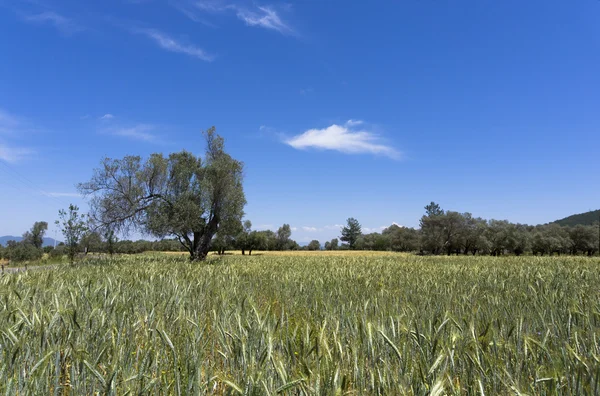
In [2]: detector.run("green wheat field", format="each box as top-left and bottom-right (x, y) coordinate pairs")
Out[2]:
(1, 253), (599, 394)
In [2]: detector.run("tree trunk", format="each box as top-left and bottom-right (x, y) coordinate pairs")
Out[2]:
(242, 249), (245, 255)
(249, 250), (252, 255)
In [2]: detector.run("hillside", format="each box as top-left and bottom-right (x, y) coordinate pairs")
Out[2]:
(0, 236), (61, 247)
(553, 209), (600, 227)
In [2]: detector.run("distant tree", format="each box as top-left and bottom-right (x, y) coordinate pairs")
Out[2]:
(49, 245), (65, 259)
(460, 218), (490, 255)
(485, 220), (510, 256)
(420, 202), (445, 254)
(81, 231), (103, 254)
(288, 240), (301, 251)
(382, 225), (420, 252)
(440, 211), (465, 255)
(506, 224), (531, 256)
(22, 221), (48, 249)
(276, 224), (292, 250)
(358, 233), (389, 251)
(79, 128), (246, 261)
(329, 238), (339, 250)
(5, 243), (43, 262)
(235, 220), (253, 255)
(56, 204), (88, 265)
(104, 229), (118, 256)
(213, 218), (243, 255)
(568, 225), (598, 256)
(341, 218), (362, 249)
(247, 231), (267, 255)
(307, 240), (321, 251)
(324, 241), (331, 250)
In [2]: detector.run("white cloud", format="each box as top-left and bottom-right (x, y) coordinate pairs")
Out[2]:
(324, 224), (344, 230)
(302, 226), (318, 232)
(134, 28), (215, 61)
(24, 11), (82, 35)
(100, 114), (114, 120)
(285, 121), (400, 159)
(109, 124), (159, 143)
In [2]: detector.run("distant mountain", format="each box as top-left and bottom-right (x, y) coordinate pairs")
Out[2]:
(0, 236), (61, 247)
(553, 210), (600, 227)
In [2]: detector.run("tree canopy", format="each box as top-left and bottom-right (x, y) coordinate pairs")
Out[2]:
(79, 128), (246, 261)
(341, 218), (362, 249)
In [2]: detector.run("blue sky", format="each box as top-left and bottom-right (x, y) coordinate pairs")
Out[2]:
(1, 0), (599, 243)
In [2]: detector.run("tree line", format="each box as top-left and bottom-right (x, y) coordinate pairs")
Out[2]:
(335, 202), (599, 256)
(2, 128), (598, 263)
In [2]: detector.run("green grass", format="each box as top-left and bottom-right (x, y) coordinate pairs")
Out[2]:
(1, 254), (599, 394)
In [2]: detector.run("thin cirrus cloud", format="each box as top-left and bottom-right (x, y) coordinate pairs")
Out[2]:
(285, 120), (400, 159)
(99, 114), (114, 120)
(177, 1), (295, 35)
(0, 109), (35, 163)
(133, 28), (215, 61)
(0, 143), (34, 163)
(109, 124), (160, 143)
(233, 5), (293, 34)
(23, 11), (83, 35)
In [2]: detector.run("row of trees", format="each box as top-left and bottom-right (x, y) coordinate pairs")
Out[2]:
(333, 203), (599, 256)
(0, 206), (89, 264)
(416, 202), (599, 256)
(0, 222), (48, 263)
(3, 126), (597, 261)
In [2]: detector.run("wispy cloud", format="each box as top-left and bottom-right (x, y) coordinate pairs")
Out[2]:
(178, 1), (294, 35)
(0, 110), (20, 135)
(0, 143), (34, 163)
(24, 11), (82, 35)
(134, 28), (215, 61)
(0, 109), (35, 162)
(346, 119), (363, 127)
(302, 226), (318, 232)
(285, 120), (400, 159)
(109, 124), (159, 143)
(171, 1), (218, 27)
(100, 113), (114, 120)
(232, 5), (293, 35)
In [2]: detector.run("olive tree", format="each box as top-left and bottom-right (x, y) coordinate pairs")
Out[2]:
(79, 128), (246, 261)
(22, 221), (48, 249)
(56, 204), (88, 265)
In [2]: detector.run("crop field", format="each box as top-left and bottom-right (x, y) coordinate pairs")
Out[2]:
(1, 254), (600, 394)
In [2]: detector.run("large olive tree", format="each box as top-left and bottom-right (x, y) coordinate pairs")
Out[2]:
(79, 128), (245, 261)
